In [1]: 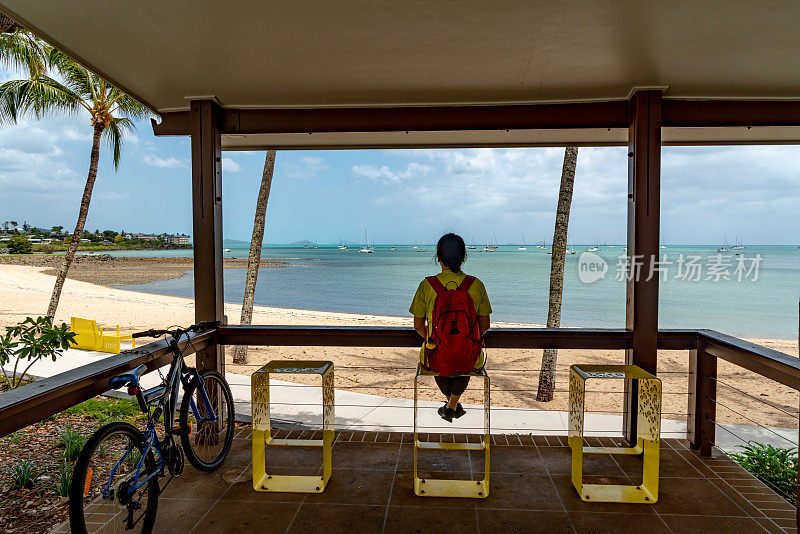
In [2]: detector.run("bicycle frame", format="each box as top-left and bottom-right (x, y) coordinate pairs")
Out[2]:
(105, 336), (219, 497)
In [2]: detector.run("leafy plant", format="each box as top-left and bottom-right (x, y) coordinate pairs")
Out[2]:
(7, 235), (32, 254)
(0, 316), (76, 389)
(7, 459), (39, 489)
(54, 459), (71, 497)
(58, 426), (87, 461)
(731, 442), (797, 502)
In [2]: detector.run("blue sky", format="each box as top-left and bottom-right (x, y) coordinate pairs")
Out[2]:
(0, 68), (798, 245)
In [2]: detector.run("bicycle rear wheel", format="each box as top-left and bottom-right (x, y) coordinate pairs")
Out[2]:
(69, 422), (159, 534)
(179, 370), (235, 471)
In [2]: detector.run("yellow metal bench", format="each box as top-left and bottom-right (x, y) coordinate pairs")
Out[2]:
(413, 364), (490, 498)
(69, 317), (135, 354)
(251, 360), (334, 493)
(568, 364), (661, 503)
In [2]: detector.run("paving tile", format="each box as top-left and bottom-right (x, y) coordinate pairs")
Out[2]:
(305, 467), (395, 505)
(474, 472), (563, 511)
(659, 514), (769, 533)
(159, 465), (237, 501)
(287, 503), (385, 534)
(754, 517), (789, 534)
(470, 445), (546, 474)
(569, 511), (671, 533)
(384, 504), (478, 533)
(152, 499), (217, 533)
(477, 509), (572, 533)
(331, 441), (399, 470)
(540, 446), (627, 477)
(653, 476), (751, 517)
(398, 444), (473, 474)
(191, 500), (299, 533)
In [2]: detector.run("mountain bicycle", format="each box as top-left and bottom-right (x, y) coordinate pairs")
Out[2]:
(69, 321), (235, 533)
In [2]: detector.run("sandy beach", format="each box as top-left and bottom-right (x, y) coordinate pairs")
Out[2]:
(0, 261), (797, 430)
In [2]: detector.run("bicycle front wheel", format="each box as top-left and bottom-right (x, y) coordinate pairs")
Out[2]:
(69, 421), (159, 534)
(179, 370), (235, 471)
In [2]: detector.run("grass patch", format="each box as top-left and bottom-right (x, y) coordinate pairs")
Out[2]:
(54, 459), (71, 497)
(731, 442), (797, 504)
(7, 459), (39, 489)
(65, 397), (142, 423)
(58, 427), (87, 461)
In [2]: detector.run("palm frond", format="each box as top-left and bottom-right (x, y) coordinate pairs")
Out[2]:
(108, 90), (150, 119)
(47, 48), (93, 99)
(102, 117), (135, 169)
(0, 30), (47, 76)
(0, 75), (84, 124)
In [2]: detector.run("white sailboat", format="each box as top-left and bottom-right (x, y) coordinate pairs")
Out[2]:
(358, 230), (373, 253)
(518, 234), (528, 251)
(390, 241), (396, 251)
(717, 235), (730, 253)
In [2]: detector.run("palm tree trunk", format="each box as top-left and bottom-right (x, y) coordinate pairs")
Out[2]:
(47, 124), (103, 317)
(233, 150), (276, 364)
(536, 146), (578, 402)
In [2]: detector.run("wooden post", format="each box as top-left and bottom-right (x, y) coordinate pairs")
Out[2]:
(688, 340), (716, 456)
(623, 91), (662, 444)
(190, 99), (225, 373)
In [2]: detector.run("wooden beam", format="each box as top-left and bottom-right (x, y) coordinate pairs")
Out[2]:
(153, 101), (630, 136)
(153, 99), (800, 139)
(662, 100), (800, 127)
(190, 99), (225, 374)
(623, 90), (662, 444)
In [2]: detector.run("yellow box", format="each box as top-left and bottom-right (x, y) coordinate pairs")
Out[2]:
(568, 364), (661, 504)
(414, 364), (490, 498)
(252, 360), (334, 493)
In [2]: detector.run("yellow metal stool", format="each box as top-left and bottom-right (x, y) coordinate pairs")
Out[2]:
(413, 364), (490, 498)
(251, 360), (334, 493)
(568, 364), (661, 504)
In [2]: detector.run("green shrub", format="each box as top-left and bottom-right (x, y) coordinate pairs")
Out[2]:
(54, 459), (71, 497)
(58, 426), (87, 461)
(731, 442), (797, 503)
(7, 235), (32, 254)
(7, 459), (39, 489)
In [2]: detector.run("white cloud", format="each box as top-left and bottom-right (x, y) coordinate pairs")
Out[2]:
(142, 154), (188, 168)
(283, 155), (330, 179)
(222, 157), (241, 173)
(352, 162), (433, 184)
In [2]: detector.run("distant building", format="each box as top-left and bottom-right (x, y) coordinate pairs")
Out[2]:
(164, 234), (190, 245)
(130, 233), (162, 241)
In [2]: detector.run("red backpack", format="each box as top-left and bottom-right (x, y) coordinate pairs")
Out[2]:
(423, 275), (483, 376)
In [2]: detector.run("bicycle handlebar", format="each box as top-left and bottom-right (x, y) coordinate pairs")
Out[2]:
(132, 321), (221, 339)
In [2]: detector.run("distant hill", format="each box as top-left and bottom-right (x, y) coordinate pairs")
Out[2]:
(222, 239), (251, 247)
(289, 240), (315, 246)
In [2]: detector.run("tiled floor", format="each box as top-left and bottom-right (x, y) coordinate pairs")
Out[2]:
(54, 428), (797, 533)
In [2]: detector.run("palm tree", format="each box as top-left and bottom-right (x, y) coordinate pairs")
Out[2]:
(536, 146), (578, 402)
(0, 30), (148, 317)
(233, 150), (277, 364)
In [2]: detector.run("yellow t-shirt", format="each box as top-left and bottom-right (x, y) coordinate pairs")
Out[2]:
(409, 270), (492, 367)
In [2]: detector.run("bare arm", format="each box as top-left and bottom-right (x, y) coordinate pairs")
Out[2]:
(478, 315), (490, 335)
(413, 316), (427, 339)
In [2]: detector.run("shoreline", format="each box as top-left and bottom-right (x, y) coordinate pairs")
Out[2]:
(0, 263), (797, 428)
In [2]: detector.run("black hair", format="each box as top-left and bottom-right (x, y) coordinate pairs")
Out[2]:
(436, 233), (467, 272)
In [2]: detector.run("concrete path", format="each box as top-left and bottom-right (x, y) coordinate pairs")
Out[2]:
(5, 346), (796, 453)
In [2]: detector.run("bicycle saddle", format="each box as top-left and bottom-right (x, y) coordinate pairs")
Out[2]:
(109, 364), (148, 389)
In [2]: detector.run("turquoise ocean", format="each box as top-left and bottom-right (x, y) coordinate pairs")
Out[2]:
(109, 245), (800, 340)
